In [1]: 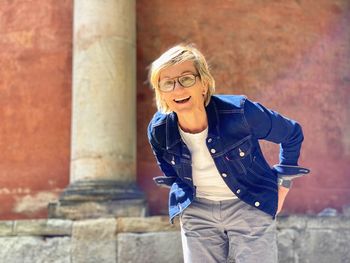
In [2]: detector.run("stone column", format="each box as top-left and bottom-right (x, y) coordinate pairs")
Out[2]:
(49, 0), (146, 219)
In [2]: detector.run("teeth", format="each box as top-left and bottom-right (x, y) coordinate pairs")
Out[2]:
(174, 96), (190, 102)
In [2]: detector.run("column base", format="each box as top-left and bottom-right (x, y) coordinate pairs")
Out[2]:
(48, 180), (147, 220)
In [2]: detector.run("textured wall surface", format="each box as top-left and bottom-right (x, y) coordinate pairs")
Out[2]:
(136, 0), (350, 215)
(0, 1), (72, 219)
(0, 0), (349, 219)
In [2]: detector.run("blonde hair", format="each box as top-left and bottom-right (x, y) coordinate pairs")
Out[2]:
(149, 44), (215, 113)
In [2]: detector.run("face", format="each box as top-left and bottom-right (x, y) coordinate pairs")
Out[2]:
(158, 61), (208, 115)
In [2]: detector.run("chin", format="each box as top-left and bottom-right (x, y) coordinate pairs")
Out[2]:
(173, 106), (193, 115)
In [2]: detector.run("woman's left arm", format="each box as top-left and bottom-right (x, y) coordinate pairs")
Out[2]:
(243, 98), (310, 213)
(243, 98), (304, 165)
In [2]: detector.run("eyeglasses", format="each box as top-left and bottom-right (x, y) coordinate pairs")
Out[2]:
(158, 73), (199, 92)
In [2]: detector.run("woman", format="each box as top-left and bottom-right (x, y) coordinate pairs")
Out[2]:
(147, 44), (309, 263)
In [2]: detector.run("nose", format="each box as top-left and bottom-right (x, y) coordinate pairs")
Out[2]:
(173, 79), (183, 91)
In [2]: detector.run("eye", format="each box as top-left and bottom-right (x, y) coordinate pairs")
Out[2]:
(159, 79), (175, 91)
(179, 75), (196, 86)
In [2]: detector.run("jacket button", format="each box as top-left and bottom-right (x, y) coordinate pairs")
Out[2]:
(171, 160), (175, 165)
(221, 173), (227, 178)
(207, 138), (212, 143)
(254, 201), (260, 207)
(239, 151), (245, 157)
(210, 148), (216, 154)
(236, 189), (241, 194)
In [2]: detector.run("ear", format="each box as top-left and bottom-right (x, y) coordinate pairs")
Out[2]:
(202, 82), (209, 96)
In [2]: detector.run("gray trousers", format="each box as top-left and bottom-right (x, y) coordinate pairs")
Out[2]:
(179, 197), (277, 263)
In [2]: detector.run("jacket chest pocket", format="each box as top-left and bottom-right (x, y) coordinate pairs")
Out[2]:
(163, 152), (182, 171)
(224, 137), (253, 175)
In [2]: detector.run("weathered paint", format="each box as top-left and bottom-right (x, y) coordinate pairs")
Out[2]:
(13, 191), (60, 216)
(0, 0), (72, 219)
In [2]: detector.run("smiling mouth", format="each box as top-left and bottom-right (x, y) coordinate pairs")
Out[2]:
(174, 96), (191, 104)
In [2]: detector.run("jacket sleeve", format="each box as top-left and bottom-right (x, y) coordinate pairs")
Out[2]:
(147, 122), (178, 188)
(243, 98), (309, 176)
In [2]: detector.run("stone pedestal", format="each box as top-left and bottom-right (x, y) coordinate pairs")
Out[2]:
(49, 0), (146, 219)
(49, 181), (146, 220)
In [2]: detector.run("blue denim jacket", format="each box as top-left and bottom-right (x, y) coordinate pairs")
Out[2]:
(147, 95), (309, 223)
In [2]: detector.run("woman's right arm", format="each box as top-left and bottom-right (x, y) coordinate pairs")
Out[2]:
(147, 122), (178, 188)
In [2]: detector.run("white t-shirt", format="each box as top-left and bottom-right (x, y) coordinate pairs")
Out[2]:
(179, 126), (237, 201)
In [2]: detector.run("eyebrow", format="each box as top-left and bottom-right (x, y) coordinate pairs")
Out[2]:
(161, 70), (195, 79)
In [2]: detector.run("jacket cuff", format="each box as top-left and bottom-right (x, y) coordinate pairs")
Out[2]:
(272, 164), (310, 180)
(153, 176), (177, 188)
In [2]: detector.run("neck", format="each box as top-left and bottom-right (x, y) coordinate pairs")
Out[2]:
(177, 108), (208, 134)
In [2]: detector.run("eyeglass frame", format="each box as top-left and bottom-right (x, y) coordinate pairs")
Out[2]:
(158, 73), (200, 92)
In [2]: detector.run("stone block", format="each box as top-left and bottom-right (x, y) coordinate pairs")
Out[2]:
(277, 229), (298, 263)
(297, 229), (350, 263)
(306, 216), (350, 229)
(117, 232), (183, 263)
(0, 221), (14, 236)
(116, 216), (180, 233)
(72, 218), (117, 263)
(0, 236), (71, 263)
(276, 215), (308, 230)
(50, 199), (146, 220)
(14, 219), (72, 236)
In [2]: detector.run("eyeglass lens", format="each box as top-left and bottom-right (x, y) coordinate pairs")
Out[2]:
(159, 74), (197, 92)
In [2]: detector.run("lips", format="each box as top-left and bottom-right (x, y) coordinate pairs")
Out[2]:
(174, 96), (191, 104)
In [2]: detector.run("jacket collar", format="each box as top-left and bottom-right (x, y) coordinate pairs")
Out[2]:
(165, 97), (220, 151)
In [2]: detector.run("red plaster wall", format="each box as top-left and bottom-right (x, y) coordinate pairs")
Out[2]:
(0, 1), (72, 219)
(137, 0), (350, 215)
